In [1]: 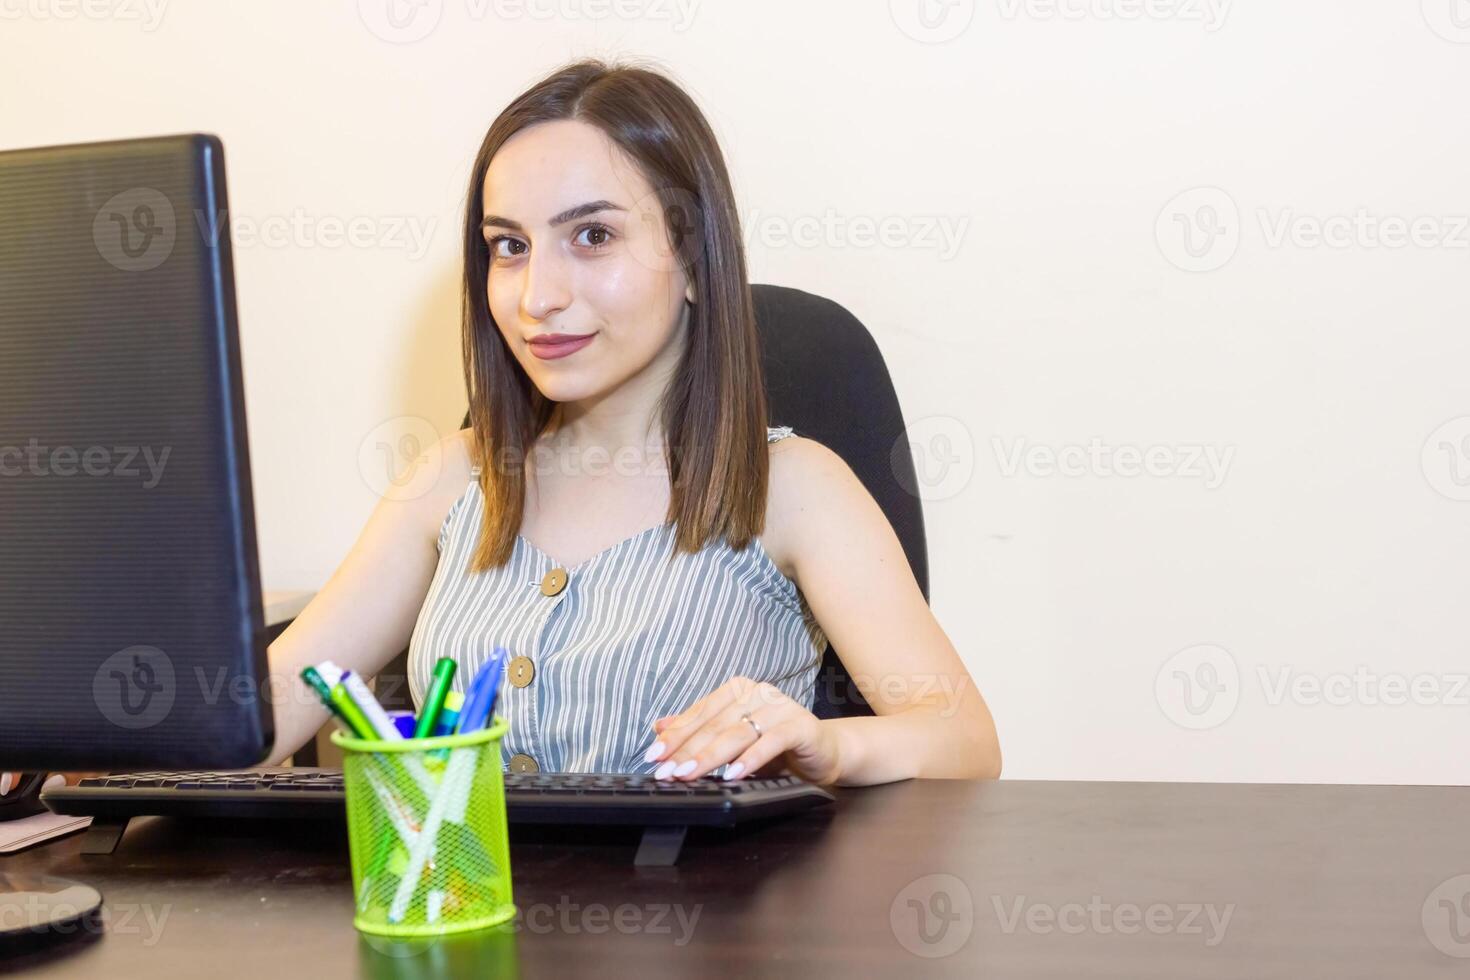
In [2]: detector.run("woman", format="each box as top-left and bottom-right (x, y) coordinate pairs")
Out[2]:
(261, 57), (1000, 786)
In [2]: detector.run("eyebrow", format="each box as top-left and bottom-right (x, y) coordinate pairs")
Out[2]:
(480, 200), (626, 234)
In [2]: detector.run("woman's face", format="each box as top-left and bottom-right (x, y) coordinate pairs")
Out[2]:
(480, 119), (695, 409)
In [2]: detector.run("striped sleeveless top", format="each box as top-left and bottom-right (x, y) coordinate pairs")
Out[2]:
(405, 426), (828, 774)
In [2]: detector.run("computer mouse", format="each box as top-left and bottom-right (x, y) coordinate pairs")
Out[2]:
(0, 872), (104, 946)
(0, 773), (50, 821)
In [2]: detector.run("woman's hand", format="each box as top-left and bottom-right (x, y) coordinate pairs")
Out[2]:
(0, 771), (96, 796)
(642, 676), (844, 786)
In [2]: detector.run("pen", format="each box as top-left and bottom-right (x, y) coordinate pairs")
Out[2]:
(337, 667), (402, 741)
(300, 665), (362, 736)
(306, 662), (417, 863)
(389, 742), (476, 923)
(415, 657), (457, 739)
(428, 690), (466, 763)
(326, 663), (443, 798)
(386, 649), (507, 923)
(445, 650), (508, 824)
(431, 690), (465, 738)
(387, 710), (417, 739)
(455, 648), (508, 735)
(305, 664), (375, 739)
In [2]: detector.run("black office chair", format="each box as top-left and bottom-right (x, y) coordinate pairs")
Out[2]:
(748, 283), (930, 719)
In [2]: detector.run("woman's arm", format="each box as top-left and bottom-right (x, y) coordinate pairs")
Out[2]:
(647, 436), (1001, 786)
(259, 429), (473, 766)
(775, 435), (1001, 783)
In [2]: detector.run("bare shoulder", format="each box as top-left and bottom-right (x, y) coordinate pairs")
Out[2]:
(762, 434), (856, 581)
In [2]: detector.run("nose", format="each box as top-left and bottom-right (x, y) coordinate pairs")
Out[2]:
(519, 246), (571, 323)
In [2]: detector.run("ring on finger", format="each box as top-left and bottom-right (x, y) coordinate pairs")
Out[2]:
(740, 712), (762, 738)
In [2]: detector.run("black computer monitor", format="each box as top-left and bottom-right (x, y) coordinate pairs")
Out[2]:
(0, 133), (273, 769)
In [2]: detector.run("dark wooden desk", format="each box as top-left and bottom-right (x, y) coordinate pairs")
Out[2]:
(3, 780), (1467, 977)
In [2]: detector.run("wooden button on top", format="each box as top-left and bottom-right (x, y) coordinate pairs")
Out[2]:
(508, 753), (539, 773)
(540, 567), (569, 596)
(507, 655), (535, 688)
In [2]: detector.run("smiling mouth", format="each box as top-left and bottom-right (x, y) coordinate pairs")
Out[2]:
(527, 332), (596, 359)
(528, 333), (596, 346)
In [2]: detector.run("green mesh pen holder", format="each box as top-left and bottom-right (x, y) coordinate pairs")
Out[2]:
(331, 716), (515, 937)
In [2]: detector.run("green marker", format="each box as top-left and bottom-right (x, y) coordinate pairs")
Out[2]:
(301, 663), (374, 739)
(328, 684), (375, 740)
(300, 664), (334, 703)
(301, 665), (360, 736)
(414, 657), (457, 739)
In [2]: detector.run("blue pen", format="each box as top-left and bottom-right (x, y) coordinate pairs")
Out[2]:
(456, 647), (508, 734)
(483, 657), (507, 720)
(455, 648), (506, 734)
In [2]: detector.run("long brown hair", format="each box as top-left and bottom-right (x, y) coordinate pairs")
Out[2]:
(460, 58), (769, 573)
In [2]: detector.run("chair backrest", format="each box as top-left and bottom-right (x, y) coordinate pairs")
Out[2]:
(751, 283), (929, 718)
(459, 283), (930, 720)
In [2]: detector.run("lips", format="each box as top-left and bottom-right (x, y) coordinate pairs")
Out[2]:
(530, 333), (594, 346)
(528, 332), (596, 360)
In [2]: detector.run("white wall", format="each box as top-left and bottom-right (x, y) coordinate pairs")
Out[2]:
(4, 0), (1467, 785)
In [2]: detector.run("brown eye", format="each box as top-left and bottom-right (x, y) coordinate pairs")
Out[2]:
(487, 235), (526, 260)
(574, 223), (614, 250)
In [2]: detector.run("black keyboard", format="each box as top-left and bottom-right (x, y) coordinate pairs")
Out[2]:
(42, 768), (834, 830)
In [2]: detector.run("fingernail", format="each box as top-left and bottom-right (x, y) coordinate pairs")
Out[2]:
(673, 759), (697, 777)
(654, 759), (678, 780)
(0, 773), (11, 796)
(643, 741), (666, 764)
(723, 762), (745, 781)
